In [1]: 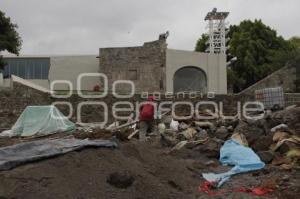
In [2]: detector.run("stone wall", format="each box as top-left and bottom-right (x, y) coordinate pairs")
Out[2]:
(0, 83), (52, 130)
(0, 81), (254, 130)
(239, 65), (297, 95)
(99, 37), (167, 93)
(297, 63), (300, 92)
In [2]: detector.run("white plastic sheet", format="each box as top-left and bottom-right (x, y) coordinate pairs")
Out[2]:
(0, 106), (75, 137)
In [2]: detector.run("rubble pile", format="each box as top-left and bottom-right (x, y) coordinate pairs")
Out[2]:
(0, 104), (299, 198)
(160, 106), (300, 170)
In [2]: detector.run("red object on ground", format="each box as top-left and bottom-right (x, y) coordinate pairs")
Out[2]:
(251, 187), (273, 196)
(198, 181), (273, 196)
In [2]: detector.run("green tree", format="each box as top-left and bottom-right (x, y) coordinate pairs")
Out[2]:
(228, 20), (296, 92)
(195, 19), (297, 92)
(290, 36), (300, 49)
(195, 33), (209, 52)
(0, 10), (22, 71)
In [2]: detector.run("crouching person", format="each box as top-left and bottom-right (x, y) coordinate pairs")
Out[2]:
(139, 96), (155, 141)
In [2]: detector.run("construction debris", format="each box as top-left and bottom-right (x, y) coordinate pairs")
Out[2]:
(0, 103), (299, 198)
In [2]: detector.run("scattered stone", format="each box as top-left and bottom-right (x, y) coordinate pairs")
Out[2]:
(257, 151), (275, 164)
(107, 171), (134, 189)
(161, 115), (173, 124)
(177, 128), (197, 141)
(281, 175), (290, 182)
(277, 141), (299, 154)
(252, 135), (273, 152)
(116, 128), (135, 141)
(271, 155), (292, 166)
(223, 119), (239, 129)
(233, 120), (265, 145)
(227, 125), (234, 132)
(271, 124), (289, 133)
(194, 121), (215, 131)
(160, 134), (178, 147)
(270, 107), (300, 130)
(169, 141), (188, 152)
(215, 126), (229, 140)
(185, 138), (209, 149)
(196, 139), (221, 159)
(273, 131), (291, 142)
(280, 164), (294, 170)
(194, 129), (208, 140)
(231, 133), (248, 146)
(286, 148), (300, 159)
(178, 122), (189, 131)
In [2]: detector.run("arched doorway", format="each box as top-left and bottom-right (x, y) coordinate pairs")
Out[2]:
(173, 66), (207, 93)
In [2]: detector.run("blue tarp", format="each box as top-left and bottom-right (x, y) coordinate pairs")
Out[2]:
(202, 139), (265, 187)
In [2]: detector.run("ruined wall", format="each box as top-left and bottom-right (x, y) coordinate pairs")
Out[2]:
(0, 83), (52, 130)
(297, 63), (300, 92)
(239, 65), (297, 95)
(0, 81), (254, 130)
(99, 38), (167, 93)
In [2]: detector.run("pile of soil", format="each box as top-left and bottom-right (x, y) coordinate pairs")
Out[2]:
(0, 138), (299, 199)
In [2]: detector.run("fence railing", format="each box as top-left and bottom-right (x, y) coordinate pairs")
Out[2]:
(285, 93), (300, 106)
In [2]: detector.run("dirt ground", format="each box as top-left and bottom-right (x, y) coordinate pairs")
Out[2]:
(0, 137), (299, 199)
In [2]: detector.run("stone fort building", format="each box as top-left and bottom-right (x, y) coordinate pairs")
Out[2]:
(99, 34), (227, 94)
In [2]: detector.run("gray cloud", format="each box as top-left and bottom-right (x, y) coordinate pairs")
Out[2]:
(0, 0), (299, 55)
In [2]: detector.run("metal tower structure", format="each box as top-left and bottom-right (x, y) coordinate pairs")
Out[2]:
(205, 8), (229, 54)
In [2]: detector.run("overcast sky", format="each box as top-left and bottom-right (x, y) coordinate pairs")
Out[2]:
(0, 0), (299, 55)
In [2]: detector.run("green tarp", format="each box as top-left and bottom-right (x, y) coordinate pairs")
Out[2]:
(0, 106), (75, 137)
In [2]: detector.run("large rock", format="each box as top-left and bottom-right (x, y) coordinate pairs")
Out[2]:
(195, 139), (222, 159)
(194, 129), (209, 140)
(194, 121), (216, 131)
(177, 128), (197, 141)
(233, 120), (265, 146)
(215, 126), (230, 140)
(160, 133), (178, 147)
(251, 135), (273, 152)
(277, 141), (299, 154)
(257, 151), (275, 164)
(107, 171), (135, 189)
(231, 133), (248, 146)
(273, 131), (290, 142)
(270, 107), (300, 132)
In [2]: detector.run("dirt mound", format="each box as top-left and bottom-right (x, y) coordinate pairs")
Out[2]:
(0, 139), (202, 199)
(0, 138), (299, 199)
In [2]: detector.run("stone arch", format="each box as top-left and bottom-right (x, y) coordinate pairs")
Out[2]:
(173, 66), (207, 93)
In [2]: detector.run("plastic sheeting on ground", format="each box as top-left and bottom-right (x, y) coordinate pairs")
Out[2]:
(0, 138), (117, 171)
(202, 140), (265, 187)
(0, 106), (75, 137)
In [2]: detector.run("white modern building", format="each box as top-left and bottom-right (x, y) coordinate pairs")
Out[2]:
(0, 55), (100, 91)
(0, 46), (227, 94)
